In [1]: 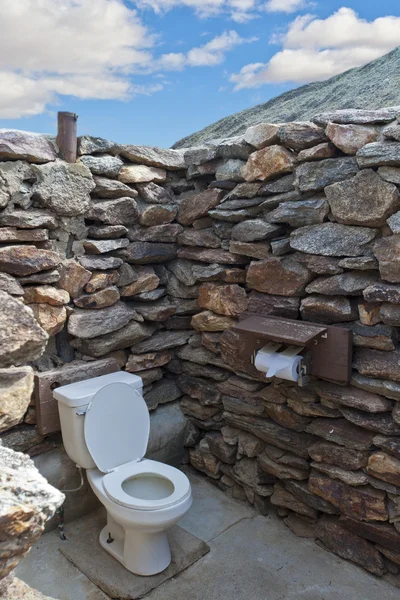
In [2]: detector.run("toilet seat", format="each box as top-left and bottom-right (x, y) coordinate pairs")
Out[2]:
(103, 459), (191, 511)
(84, 381), (150, 473)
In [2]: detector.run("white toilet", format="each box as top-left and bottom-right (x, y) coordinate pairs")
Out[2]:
(53, 371), (192, 576)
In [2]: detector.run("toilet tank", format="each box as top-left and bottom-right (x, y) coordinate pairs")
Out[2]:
(53, 371), (143, 469)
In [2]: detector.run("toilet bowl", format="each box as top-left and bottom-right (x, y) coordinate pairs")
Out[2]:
(53, 372), (192, 576)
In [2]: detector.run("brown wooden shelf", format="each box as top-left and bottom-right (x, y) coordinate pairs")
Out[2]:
(234, 316), (327, 347)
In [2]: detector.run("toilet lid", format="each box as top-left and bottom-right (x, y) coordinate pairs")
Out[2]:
(84, 382), (150, 473)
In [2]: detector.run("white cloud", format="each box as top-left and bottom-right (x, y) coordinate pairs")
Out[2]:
(230, 7), (400, 89)
(135, 0), (306, 18)
(0, 0), (251, 118)
(135, 0), (263, 21)
(159, 30), (256, 70)
(0, 0), (158, 118)
(265, 0), (307, 13)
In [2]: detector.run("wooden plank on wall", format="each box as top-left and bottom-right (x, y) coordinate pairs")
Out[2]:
(34, 358), (119, 435)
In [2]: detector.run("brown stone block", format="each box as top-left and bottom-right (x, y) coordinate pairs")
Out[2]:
(308, 470), (388, 521)
(270, 483), (318, 518)
(316, 516), (385, 576)
(197, 283), (248, 317)
(341, 517), (400, 552)
(306, 418), (375, 450)
(367, 452), (400, 487)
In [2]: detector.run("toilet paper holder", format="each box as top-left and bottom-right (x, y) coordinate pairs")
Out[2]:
(233, 315), (352, 385)
(252, 341), (312, 386)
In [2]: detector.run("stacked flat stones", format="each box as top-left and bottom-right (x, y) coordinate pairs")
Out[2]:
(1, 107), (400, 582)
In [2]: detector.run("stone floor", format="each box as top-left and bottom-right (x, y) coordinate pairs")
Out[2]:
(17, 469), (399, 600)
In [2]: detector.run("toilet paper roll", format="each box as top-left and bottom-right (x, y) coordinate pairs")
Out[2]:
(254, 345), (302, 382)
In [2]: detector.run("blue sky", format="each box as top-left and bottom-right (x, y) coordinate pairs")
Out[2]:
(0, 0), (399, 147)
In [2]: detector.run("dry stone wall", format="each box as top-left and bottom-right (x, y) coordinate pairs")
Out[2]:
(1, 109), (400, 581)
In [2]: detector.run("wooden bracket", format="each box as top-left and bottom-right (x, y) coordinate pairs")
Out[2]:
(233, 315), (352, 384)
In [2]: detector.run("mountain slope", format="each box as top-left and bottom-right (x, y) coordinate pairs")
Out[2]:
(173, 47), (400, 148)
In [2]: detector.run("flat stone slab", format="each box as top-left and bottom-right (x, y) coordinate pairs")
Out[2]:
(60, 508), (209, 599)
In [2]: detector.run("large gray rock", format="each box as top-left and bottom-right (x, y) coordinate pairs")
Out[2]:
(290, 223), (377, 257)
(83, 238), (129, 254)
(136, 182), (175, 204)
(128, 224), (182, 243)
(87, 197), (139, 225)
(378, 166), (400, 185)
(119, 164), (166, 184)
(242, 145), (295, 182)
(120, 242), (178, 264)
(325, 123), (378, 155)
(131, 330), (193, 354)
(87, 225), (128, 239)
(68, 302), (138, 339)
(212, 136), (253, 160)
(297, 142), (338, 162)
(364, 282), (400, 304)
(383, 120), (400, 141)
(215, 159), (246, 182)
(145, 379), (182, 411)
(295, 253), (343, 275)
(208, 206), (261, 222)
(247, 256), (312, 296)
(78, 255), (123, 270)
(0, 246), (60, 276)
(0, 161), (34, 209)
(300, 295), (357, 324)
(313, 107), (400, 125)
(0, 209), (58, 229)
(354, 348), (400, 383)
(78, 154), (123, 177)
(231, 219), (283, 242)
(244, 123), (279, 149)
(224, 182), (262, 199)
(71, 321), (157, 357)
(92, 175), (137, 199)
(178, 188), (223, 225)
(0, 445), (64, 581)
(32, 160), (95, 216)
(248, 291), (299, 319)
(259, 174), (295, 195)
(266, 198), (329, 227)
(337, 256), (378, 271)
(373, 235), (400, 283)
(351, 372), (400, 401)
(295, 157), (358, 192)
(166, 274), (200, 299)
(305, 271), (378, 296)
(178, 228), (221, 248)
(0, 130), (57, 163)
(357, 142), (400, 168)
(0, 366), (34, 432)
(118, 144), (185, 170)
(177, 246), (248, 264)
(77, 135), (117, 155)
(387, 211), (400, 233)
(137, 201), (177, 226)
(325, 169), (400, 226)
(0, 291), (48, 367)
(0, 273), (24, 295)
(278, 122), (327, 151)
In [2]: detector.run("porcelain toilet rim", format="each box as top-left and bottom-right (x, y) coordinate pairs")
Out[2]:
(102, 458), (191, 511)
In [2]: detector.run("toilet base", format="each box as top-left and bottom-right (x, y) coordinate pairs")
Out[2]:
(99, 520), (172, 576)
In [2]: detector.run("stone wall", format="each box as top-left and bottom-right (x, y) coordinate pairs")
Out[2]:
(1, 108), (400, 580)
